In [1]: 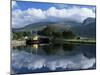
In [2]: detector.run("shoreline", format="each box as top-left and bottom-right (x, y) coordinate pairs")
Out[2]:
(12, 39), (96, 47)
(52, 38), (96, 44)
(11, 40), (26, 47)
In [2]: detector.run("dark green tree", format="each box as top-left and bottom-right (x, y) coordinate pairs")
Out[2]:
(62, 30), (76, 39)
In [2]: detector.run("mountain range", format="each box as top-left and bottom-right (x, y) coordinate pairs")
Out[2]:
(12, 17), (96, 38)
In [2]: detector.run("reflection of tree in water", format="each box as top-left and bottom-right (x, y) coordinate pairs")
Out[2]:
(63, 44), (75, 51)
(42, 44), (62, 55)
(42, 44), (75, 55)
(13, 44), (75, 55)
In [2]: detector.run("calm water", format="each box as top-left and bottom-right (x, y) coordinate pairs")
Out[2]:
(11, 43), (96, 74)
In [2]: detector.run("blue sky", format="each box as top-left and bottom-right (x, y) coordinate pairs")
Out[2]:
(12, 1), (96, 28)
(13, 1), (96, 11)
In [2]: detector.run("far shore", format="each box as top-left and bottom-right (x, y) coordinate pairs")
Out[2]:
(11, 38), (96, 47)
(11, 40), (26, 47)
(52, 38), (96, 44)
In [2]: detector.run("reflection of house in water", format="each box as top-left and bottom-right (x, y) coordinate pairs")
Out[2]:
(32, 44), (38, 49)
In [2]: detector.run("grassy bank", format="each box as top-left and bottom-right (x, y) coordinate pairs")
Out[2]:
(12, 38), (96, 47)
(52, 38), (96, 44)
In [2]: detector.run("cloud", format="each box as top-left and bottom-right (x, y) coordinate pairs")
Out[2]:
(12, 6), (95, 28)
(12, 1), (17, 8)
(12, 50), (96, 73)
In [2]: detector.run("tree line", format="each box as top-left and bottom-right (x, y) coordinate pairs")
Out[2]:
(12, 25), (76, 40)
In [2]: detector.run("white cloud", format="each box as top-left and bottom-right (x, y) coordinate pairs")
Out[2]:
(12, 6), (95, 28)
(12, 1), (17, 8)
(12, 50), (96, 73)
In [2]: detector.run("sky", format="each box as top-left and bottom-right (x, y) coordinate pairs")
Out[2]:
(12, 0), (96, 28)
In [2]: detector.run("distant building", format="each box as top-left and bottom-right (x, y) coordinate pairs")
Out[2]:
(24, 36), (28, 40)
(32, 35), (39, 40)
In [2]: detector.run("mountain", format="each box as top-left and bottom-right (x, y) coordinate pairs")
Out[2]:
(82, 18), (96, 26)
(12, 17), (96, 38)
(12, 21), (81, 32)
(12, 22), (55, 32)
(71, 17), (96, 38)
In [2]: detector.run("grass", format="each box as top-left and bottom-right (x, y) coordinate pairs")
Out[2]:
(52, 38), (96, 44)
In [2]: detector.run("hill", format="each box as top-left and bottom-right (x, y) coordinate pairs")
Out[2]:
(12, 17), (96, 38)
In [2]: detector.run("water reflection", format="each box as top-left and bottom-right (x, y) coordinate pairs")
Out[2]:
(32, 44), (38, 49)
(13, 44), (75, 55)
(12, 44), (96, 74)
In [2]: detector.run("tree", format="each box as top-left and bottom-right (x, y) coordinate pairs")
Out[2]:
(12, 31), (31, 40)
(38, 25), (76, 39)
(62, 30), (76, 39)
(52, 31), (62, 38)
(39, 26), (53, 36)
